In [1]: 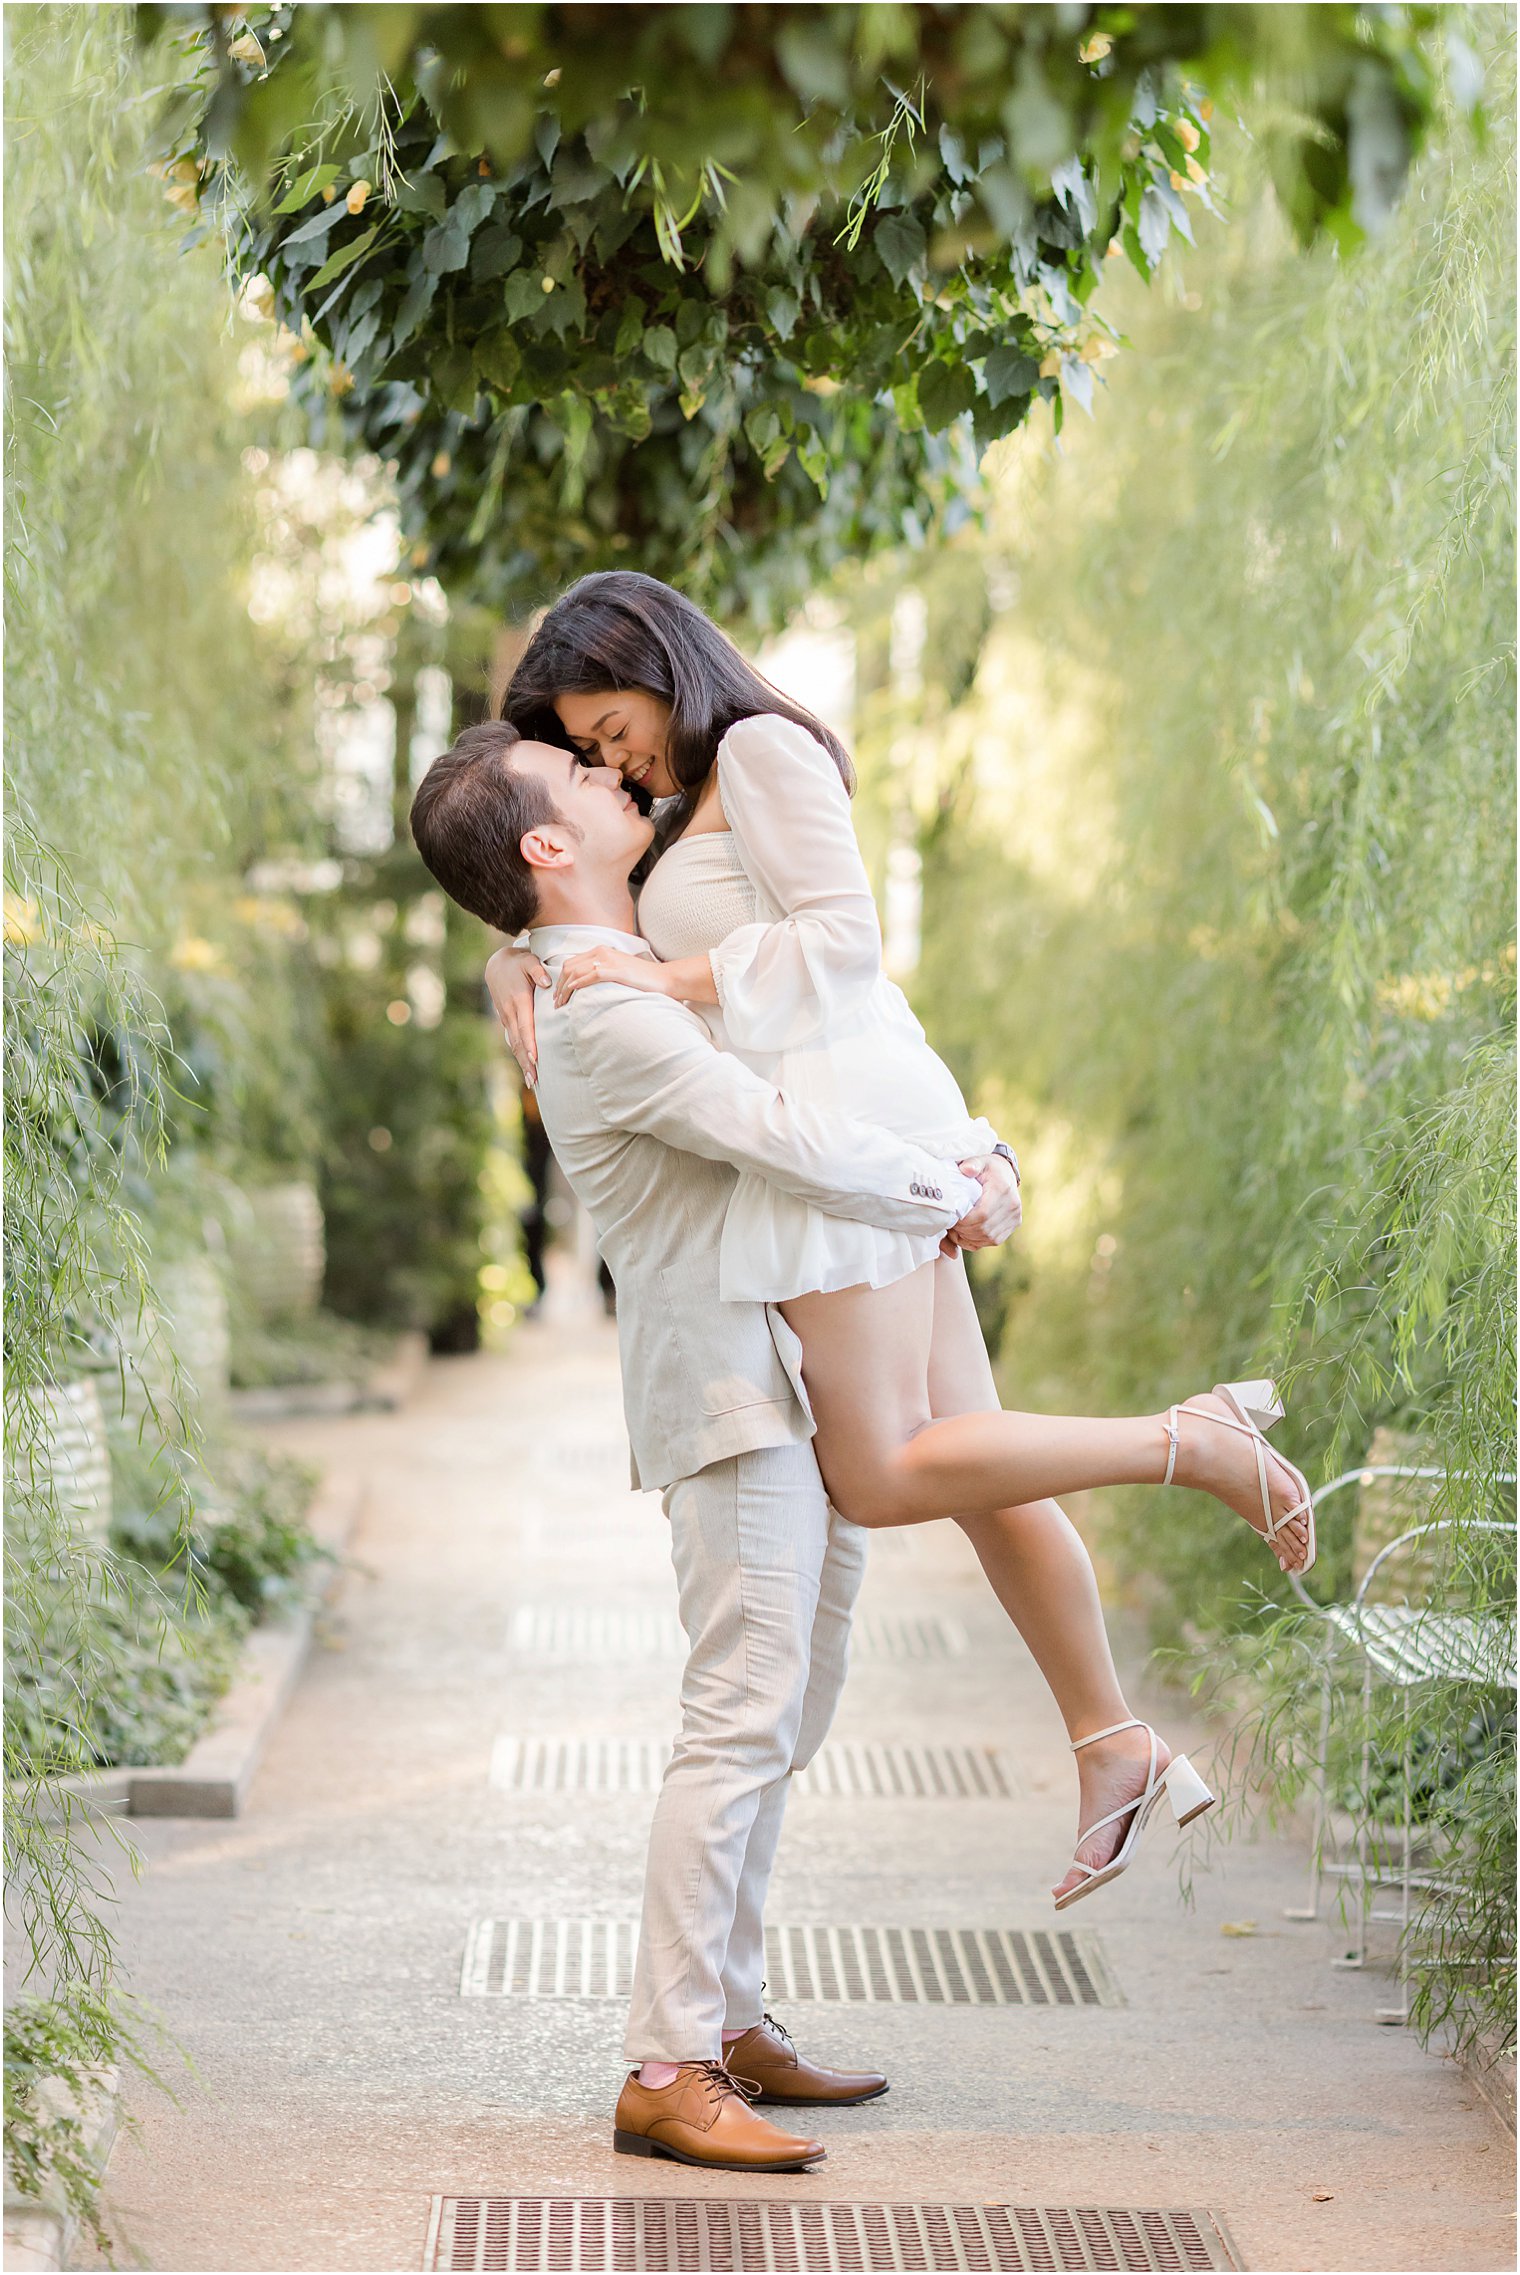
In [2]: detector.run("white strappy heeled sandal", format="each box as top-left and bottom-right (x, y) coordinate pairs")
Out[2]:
(1053, 1719), (1217, 1911)
(1162, 1376), (1316, 1576)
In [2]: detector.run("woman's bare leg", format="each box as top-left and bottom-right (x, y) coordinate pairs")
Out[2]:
(921, 1256), (1169, 1896)
(925, 1255), (1130, 1735)
(779, 1263), (1310, 1568)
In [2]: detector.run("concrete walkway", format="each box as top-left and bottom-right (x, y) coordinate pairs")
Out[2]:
(85, 1281), (1512, 2273)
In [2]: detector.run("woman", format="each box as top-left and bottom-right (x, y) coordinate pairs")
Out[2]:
(489, 572), (1313, 1907)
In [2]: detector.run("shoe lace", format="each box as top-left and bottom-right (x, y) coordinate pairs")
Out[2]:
(693, 2059), (757, 2106)
(759, 2011), (794, 2055)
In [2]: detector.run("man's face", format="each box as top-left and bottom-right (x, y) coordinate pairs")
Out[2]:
(513, 740), (654, 876)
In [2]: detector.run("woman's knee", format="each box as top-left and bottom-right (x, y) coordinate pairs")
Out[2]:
(820, 1460), (919, 1529)
(819, 1492), (914, 1528)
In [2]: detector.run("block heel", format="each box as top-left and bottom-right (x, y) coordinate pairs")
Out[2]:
(1054, 1719), (1217, 1910)
(1161, 1751), (1216, 1828)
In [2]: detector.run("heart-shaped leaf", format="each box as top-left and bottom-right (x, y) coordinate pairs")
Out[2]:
(875, 212), (927, 290)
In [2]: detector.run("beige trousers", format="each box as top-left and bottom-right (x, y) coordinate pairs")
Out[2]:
(623, 1441), (866, 2063)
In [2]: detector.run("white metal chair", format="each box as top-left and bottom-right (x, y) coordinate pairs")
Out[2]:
(1282, 1466), (1516, 2023)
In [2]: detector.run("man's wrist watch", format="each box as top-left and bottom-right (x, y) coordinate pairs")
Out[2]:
(992, 1141), (1020, 1186)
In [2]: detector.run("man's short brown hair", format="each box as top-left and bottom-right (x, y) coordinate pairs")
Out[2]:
(410, 720), (567, 936)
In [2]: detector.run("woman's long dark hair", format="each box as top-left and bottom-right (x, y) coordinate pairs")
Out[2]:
(502, 574), (855, 829)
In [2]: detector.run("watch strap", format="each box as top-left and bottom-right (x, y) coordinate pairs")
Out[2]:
(992, 1140), (1020, 1186)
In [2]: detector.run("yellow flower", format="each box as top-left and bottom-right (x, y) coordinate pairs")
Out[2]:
(228, 30), (265, 65)
(1169, 169), (1184, 192)
(1038, 350), (1062, 378)
(328, 363), (354, 396)
(1378, 972), (1455, 1021)
(233, 895), (306, 939)
(158, 160), (201, 215)
(1178, 121), (1201, 154)
(4, 894), (41, 946)
(1186, 156), (1207, 185)
(169, 936), (225, 974)
(541, 275), (556, 294)
(1079, 32), (1112, 63)
(346, 179), (371, 216)
(431, 451), (452, 479)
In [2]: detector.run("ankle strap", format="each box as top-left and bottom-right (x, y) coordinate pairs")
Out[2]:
(1162, 1407), (1180, 1487)
(1072, 1718), (1146, 1753)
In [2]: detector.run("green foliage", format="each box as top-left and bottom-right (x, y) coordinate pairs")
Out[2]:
(229, 1306), (394, 1389)
(10, 1437), (326, 1779)
(5, 4), (337, 2234)
(113, 1440), (326, 1624)
(855, 38), (1513, 2049)
(7, 1581), (247, 1779)
(154, 3), (1444, 622)
(3, 1989), (160, 2258)
(312, 846), (501, 1339)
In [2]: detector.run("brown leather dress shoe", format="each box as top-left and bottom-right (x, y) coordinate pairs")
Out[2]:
(613, 2061), (825, 2171)
(724, 2013), (889, 2105)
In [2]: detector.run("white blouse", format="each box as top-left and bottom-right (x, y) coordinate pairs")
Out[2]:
(703, 714), (882, 1054)
(636, 713), (994, 1303)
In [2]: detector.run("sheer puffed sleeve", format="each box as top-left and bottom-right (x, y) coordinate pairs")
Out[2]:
(707, 713), (882, 1053)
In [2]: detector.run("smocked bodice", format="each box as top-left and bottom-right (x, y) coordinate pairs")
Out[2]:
(637, 830), (758, 964)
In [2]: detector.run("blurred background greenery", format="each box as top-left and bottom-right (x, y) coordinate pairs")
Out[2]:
(841, 57), (1515, 2063)
(5, 0), (1513, 2237)
(4, 8), (533, 2221)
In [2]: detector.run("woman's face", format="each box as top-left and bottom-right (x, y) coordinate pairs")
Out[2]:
(555, 688), (680, 800)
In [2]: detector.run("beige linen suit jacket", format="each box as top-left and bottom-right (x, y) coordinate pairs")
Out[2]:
(527, 923), (981, 1491)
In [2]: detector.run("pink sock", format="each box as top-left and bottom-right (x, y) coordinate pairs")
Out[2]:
(641, 2028), (753, 2086)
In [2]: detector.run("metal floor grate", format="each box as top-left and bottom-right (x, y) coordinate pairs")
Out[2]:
(423, 2198), (1238, 2271)
(505, 1608), (969, 1662)
(460, 1921), (1118, 2006)
(490, 1737), (1016, 1800)
(763, 1923), (1115, 2006)
(462, 1917), (639, 1999)
(507, 1608), (683, 1660)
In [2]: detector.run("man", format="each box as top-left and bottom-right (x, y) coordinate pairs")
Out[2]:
(411, 722), (1017, 2174)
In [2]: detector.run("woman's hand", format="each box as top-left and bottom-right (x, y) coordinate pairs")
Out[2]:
(485, 943), (550, 1086)
(553, 945), (672, 1007)
(553, 948), (718, 1010)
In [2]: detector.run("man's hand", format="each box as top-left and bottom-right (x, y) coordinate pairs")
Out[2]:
(486, 943), (550, 1086)
(942, 1151), (1023, 1256)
